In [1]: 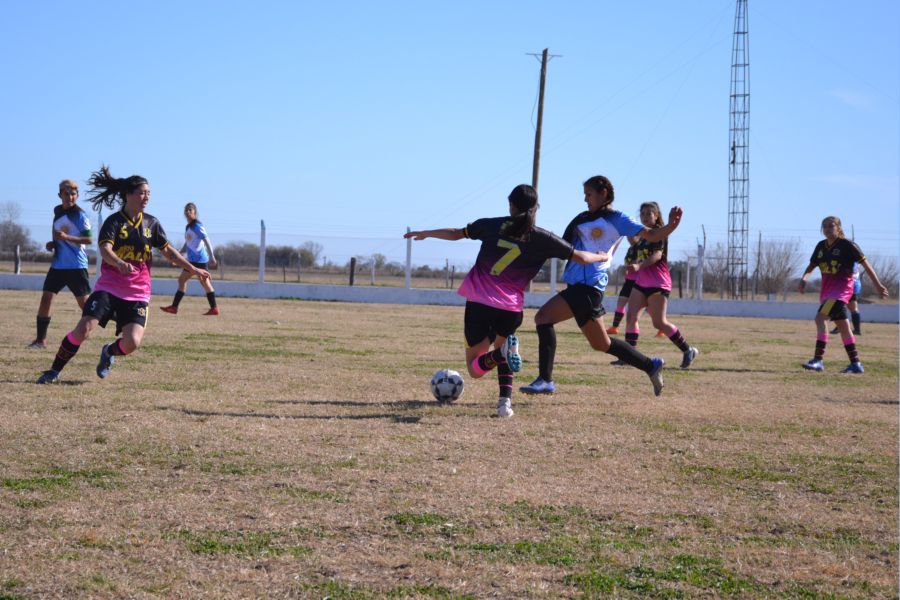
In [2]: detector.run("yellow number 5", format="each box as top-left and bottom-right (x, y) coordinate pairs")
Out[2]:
(491, 239), (522, 276)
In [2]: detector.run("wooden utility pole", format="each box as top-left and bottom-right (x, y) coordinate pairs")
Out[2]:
(532, 48), (549, 190)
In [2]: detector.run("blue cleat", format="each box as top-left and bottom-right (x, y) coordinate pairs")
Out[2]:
(519, 377), (556, 395)
(96, 343), (116, 379)
(648, 357), (665, 397)
(802, 358), (824, 372)
(501, 334), (522, 373)
(680, 347), (699, 369)
(840, 362), (864, 374)
(37, 369), (60, 384)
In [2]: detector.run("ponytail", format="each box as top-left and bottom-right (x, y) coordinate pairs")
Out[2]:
(502, 206), (536, 240)
(85, 165), (148, 211)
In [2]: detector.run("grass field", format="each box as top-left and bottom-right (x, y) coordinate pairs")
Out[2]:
(1, 289), (897, 599)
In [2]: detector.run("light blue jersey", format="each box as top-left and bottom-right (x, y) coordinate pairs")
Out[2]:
(51, 205), (92, 269)
(184, 220), (210, 263)
(561, 209), (643, 291)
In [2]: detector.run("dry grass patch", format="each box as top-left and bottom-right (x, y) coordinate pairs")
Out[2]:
(0, 290), (896, 598)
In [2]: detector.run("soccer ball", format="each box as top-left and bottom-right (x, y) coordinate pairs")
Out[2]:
(430, 369), (464, 403)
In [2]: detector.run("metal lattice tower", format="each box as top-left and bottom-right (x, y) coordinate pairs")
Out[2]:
(728, 0), (750, 299)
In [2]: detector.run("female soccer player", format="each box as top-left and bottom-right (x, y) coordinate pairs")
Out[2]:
(160, 202), (219, 315)
(623, 202), (698, 368)
(404, 184), (608, 418)
(37, 166), (210, 384)
(29, 179), (92, 348)
(799, 216), (888, 373)
(520, 176), (681, 397)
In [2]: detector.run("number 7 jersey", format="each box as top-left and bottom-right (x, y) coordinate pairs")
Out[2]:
(457, 216), (574, 311)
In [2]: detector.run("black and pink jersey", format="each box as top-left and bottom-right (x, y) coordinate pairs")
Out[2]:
(457, 216), (574, 311)
(633, 237), (671, 290)
(95, 210), (170, 302)
(622, 243), (639, 282)
(808, 238), (865, 303)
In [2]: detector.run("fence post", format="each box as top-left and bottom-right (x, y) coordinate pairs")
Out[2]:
(259, 220), (266, 285)
(405, 227), (412, 290)
(14, 245), (21, 274)
(696, 244), (705, 300)
(371, 255), (375, 286)
(550, 258), (558, 294)
(219, 249), (225, 280)
(349, 257), (356, 286)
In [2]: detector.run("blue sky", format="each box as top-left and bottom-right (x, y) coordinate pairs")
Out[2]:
(1, 1), (897, 272)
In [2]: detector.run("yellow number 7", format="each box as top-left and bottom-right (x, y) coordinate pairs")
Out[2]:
(491, 239), (522, 276)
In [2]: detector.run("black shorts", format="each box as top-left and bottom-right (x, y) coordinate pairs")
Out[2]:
(187, 261), (207, 270)
(619, 279), (636, 299)
(463, 301), (523, 348)
(83, 291), (149, 330)
(632, 283), (670, 299)
(817, 299), (850, 322)
(42, 268), (91, 296)
(560, 284), (606, 327)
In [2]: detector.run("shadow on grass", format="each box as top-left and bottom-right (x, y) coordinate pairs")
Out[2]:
(156, 405), (424, 423)
(268, 399), (432, 409)
(20, 379), (87, 386)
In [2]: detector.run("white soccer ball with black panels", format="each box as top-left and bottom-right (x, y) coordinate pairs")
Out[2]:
(430, 368), (464, 403)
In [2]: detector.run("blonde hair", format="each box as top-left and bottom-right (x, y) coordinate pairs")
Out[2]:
(58, 179), (78, 193)
(821, 215), (845, 238)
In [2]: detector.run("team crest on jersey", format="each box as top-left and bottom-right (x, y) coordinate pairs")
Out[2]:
(590, 227), (604, 239)
(144, 227), (151, 237)
(137, 307), (146, 317)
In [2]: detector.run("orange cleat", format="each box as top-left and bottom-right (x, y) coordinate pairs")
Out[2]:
(606, 326), (620, 335)
(655, 330), (667, 338)
(160, 305), (178, 314)
(204, 307), (220, 316)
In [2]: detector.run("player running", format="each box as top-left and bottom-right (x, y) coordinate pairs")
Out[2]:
(404, 184), (608, 418)
(798, 215), (888, 373)
(28, 179), (92, 349)
(160, 202), (219, 315)
(37, 166), (210, 384)
(520, 175), (680, 397)
(623, 202), (698, 369)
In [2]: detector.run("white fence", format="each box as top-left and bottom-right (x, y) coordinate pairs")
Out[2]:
(2, 273), (897, 323)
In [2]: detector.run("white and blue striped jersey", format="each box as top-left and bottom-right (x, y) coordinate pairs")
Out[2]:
(561, 208), (643, 291)
(184, 220), (210, 263)
(51, 205), (92, 269)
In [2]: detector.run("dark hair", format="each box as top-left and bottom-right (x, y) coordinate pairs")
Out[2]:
(184, 202), (198, 218)
(639, 201), (665, 228)
(583, 175), (615, 209)
(85, 165), (149, 211)
(503, 184), (537, 240)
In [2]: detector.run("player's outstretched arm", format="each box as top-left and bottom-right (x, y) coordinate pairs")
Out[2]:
(570, 249), (608, 265)
(859, 258), (889, 298)
(162, 245), (210, 280)
(639, 206), (683, 243)
(404, 228), (465, 241)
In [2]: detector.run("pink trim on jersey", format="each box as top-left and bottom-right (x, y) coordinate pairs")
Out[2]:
(94, 261), (153, 302)
(66, 331), (81, 346)
(819, 272), (855, 303)
(636, 260), (672, 290)
(624, 269), (638, 282)
(817, 332), (828, 343)
(457, 269), (524, 312)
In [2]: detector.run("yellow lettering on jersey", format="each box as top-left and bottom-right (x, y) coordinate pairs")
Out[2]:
(119, 225), (129, 240)
(491, 239), (522, 276)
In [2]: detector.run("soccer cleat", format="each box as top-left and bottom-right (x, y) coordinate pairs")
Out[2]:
(28, 339), (47, 349)
(96, 343), (116, 379)
(609, 358), (625, 366)
(648, 357), (665, 397)
(496, 398), (514, 418)
(606, 326), (620, 335)
(36, 369), (60, 384)
(655, 330), (667, 338)
(802, 358), (825, 372)
(500, 334), (521, 372)
(204, 307), (220, 316)
(829, 327), (839, 335)
(160, 305), (178, 314)
(680, 347), (699, 369)
(840, 362), (864, 374)
(519, 377), (556, 395)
